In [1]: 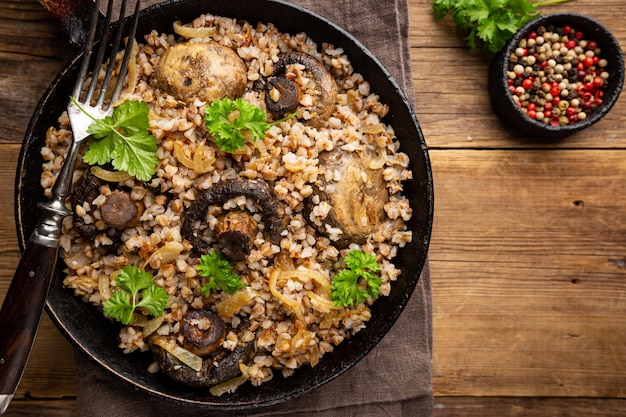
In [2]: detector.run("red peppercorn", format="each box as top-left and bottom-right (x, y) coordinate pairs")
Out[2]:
(595, 98), (603, 106)
(566, 106), (577, 116)
(544, 110), (552, 118)
(583, 82), (594, 91)
(568, 114), (578, 123)
(544, 102), (553, 111)
(562, 25), (572, 35)
(587, 40), (598, 50)
(522, 78), (534, 90)
(528, 31), (538, 39)
(527, 102), (536, 111)
(528, 109), (537, 119)
(595, 90), (604, 99)
(583, 56), (594, 68)
(550, 117), (561, 126)
(539, 61), (547, 69)
(593, 56), (599, 65)
(508, 85), (516, 94)
(508, 79), (514, 86)
(552, 97), (560, 105)
(550, 86), (561, 97)
(574, 30), (584, 39)
(593, 77), (604, 88)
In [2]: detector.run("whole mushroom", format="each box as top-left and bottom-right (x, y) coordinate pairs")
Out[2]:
(152, 41), (247, 103)
(306, 148), (389, 247)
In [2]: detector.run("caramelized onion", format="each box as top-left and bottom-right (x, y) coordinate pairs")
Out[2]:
(90, 166), (132, 182)
(173, 20), (218, 39)
(215, 287), (259, 318)
(152, 336), (203, 372)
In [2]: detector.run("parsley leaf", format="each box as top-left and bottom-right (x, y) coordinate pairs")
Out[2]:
(102, 265), (169, 325)
(433, 0), (573, 54)
(196, 252), (245, 297)
(205, 97), (295, 153)
(330, 250), (383, 307)
(72, 98), (158, 181)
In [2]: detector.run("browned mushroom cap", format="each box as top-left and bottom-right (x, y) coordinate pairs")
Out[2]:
(268, 51), (337, 128)
(306, 148), (388, 248)
(264, 76), (300, 116)
(151, 41), (247, 103)
(72, 169), (103, 239)
(148, 331), (254, 388)
(100, 190), (143, 229)
(182, 178), (287, 254)
(72, 170), (145, 240)
(215, 210), (258, 262)
(182, 309), (225, 357)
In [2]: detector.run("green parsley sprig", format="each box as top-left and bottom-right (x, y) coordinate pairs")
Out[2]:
(72, 98), (158, 181)
(330, 250), (383, 307)
(205, 97), (295, 153)
(433, 0), (573, 54)
(102, 265), (169, 325)
(196, 252), (245, 297)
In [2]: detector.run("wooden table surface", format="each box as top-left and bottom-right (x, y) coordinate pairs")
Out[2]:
(2, 0), (626, 415)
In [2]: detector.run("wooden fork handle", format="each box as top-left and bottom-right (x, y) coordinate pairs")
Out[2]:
(0, 236), (59, 414)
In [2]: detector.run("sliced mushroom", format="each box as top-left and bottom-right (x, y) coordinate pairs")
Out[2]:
(72, 170), (144, 240)
(215, 210), (258, 262)
(152, 340), (254, 389)
(266, 51), (337, 128)
(100, 190), (143, 229)
(182, 178), (287, 254)
(182, 309), (226, 357)
(72, 170), (103, 240)
(264, 76), (300, 116)
(306, 148), (388, 247)
(147, 316), (254, 389)
(151, 41), (247, 103)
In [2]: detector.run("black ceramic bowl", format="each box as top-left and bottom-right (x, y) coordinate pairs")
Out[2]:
(488, 12), (624, 138)
(14, 0), (433, 409)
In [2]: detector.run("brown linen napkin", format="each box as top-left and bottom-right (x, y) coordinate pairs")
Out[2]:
(73, 0), (433, 415)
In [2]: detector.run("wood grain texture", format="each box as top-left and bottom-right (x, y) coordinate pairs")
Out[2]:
(1, 0), (626, 415)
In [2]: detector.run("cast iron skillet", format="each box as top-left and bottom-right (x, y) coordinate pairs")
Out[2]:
(15, 0), (433, 409)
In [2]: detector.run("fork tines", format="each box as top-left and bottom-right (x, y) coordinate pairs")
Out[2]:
(73, 0), (141, 109)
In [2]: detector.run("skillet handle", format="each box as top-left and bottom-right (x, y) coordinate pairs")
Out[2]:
(39, 0), (100, 48)
(0, 236), (59, 414)
(0, 194), (68, 415)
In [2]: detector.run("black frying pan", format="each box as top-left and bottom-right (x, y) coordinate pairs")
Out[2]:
(15, 0), (433, 408)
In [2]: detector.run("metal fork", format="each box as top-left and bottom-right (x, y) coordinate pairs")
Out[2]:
(0, 0), (140, 413)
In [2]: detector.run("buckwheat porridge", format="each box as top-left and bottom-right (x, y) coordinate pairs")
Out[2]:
(40, 13), (413, 394)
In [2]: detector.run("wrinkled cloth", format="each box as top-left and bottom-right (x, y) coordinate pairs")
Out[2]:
(73, 0), (433, 415)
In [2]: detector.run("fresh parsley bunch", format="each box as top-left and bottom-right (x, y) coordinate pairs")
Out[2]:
(331, 250), (382, 307)
(73, 98), (159, 181)
(196, 252), (245, 297)
(205, 97), (295, 153)
(433, 0), (572, 54)
(102, 265), (169, 325)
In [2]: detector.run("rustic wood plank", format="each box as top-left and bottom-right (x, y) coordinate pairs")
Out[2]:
(434, 397), (626, 417)
(429, 149), (626, 397)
